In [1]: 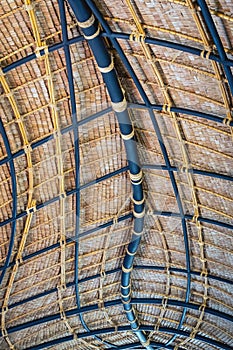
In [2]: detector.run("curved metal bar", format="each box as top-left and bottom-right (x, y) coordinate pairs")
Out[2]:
(5, 304), (232, 349)
(153, 210), (233, 231)
(22, 324), (232, 350)
(4, 298), (232, 335)
(143, 164), (233, 183)
(0, 100), (233, 171)
(0, 212), (132, 274)
(129, 102), (233, 127)
(101, 32), (233, 68)
(5, 263), (232, 312)
(196, 0), (233, 95)
(2, 29), (233, 76)
(0, 167), (129, 228)
(148, 115), (190, 348)
(0, 106), (112, 168)
(0, 119), (17, 286)
(2, 35), (84, 74)
(57, 0), (105, 347)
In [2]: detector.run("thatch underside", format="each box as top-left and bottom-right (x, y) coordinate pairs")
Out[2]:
(0, 0), (232, 349)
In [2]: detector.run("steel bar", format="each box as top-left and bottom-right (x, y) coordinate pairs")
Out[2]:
(196, 0), (233, 95)
(0, 119), (17, 286)
(3, 299), (232, 341)
(5, 264), (232, 312)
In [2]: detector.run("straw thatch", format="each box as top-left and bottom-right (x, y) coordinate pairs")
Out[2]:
(0, 0), (232, 349)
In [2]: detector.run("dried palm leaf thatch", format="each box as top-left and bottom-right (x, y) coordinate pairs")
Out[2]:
(0, 0), (232, 349)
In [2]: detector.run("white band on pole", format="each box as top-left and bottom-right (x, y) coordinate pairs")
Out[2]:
(98, 56), (114, 74)
(121, 128), (134, 140)
(77, 14), (95, 28)
(83, 26), (100, 40)
(112, 97), (127, 112)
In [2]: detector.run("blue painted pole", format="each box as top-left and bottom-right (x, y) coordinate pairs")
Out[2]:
(67, 0), (150, 347)
(81, 2), (191, 345)
(197, 0), (233, 96)
(0, 118), (17, 286)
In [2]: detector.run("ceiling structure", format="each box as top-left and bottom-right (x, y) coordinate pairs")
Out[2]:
(0, 0), (233, 349)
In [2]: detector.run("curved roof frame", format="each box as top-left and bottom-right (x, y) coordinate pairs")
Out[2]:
(2, 298), (232, 349)
(196, 0), (233, 95)
(3, 297), (232, 336)
(0, 0), (232, 349)
(22, 325), (232, 350)
(3, 266), (233, 315)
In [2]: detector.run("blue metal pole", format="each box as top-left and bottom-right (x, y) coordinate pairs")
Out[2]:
(81, 2), (191, 345)
(81, 0), (191, 345)
(77, 2), (232, 348)
(65, 0), (150, 347)
(0, 118), (17, 286)
(197, 0), (233, 96)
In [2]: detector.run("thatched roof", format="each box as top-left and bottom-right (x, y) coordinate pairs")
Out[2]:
(0, 0), (232, 349)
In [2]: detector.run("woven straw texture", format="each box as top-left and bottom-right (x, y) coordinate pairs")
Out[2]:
(0, 0), (232, 349)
